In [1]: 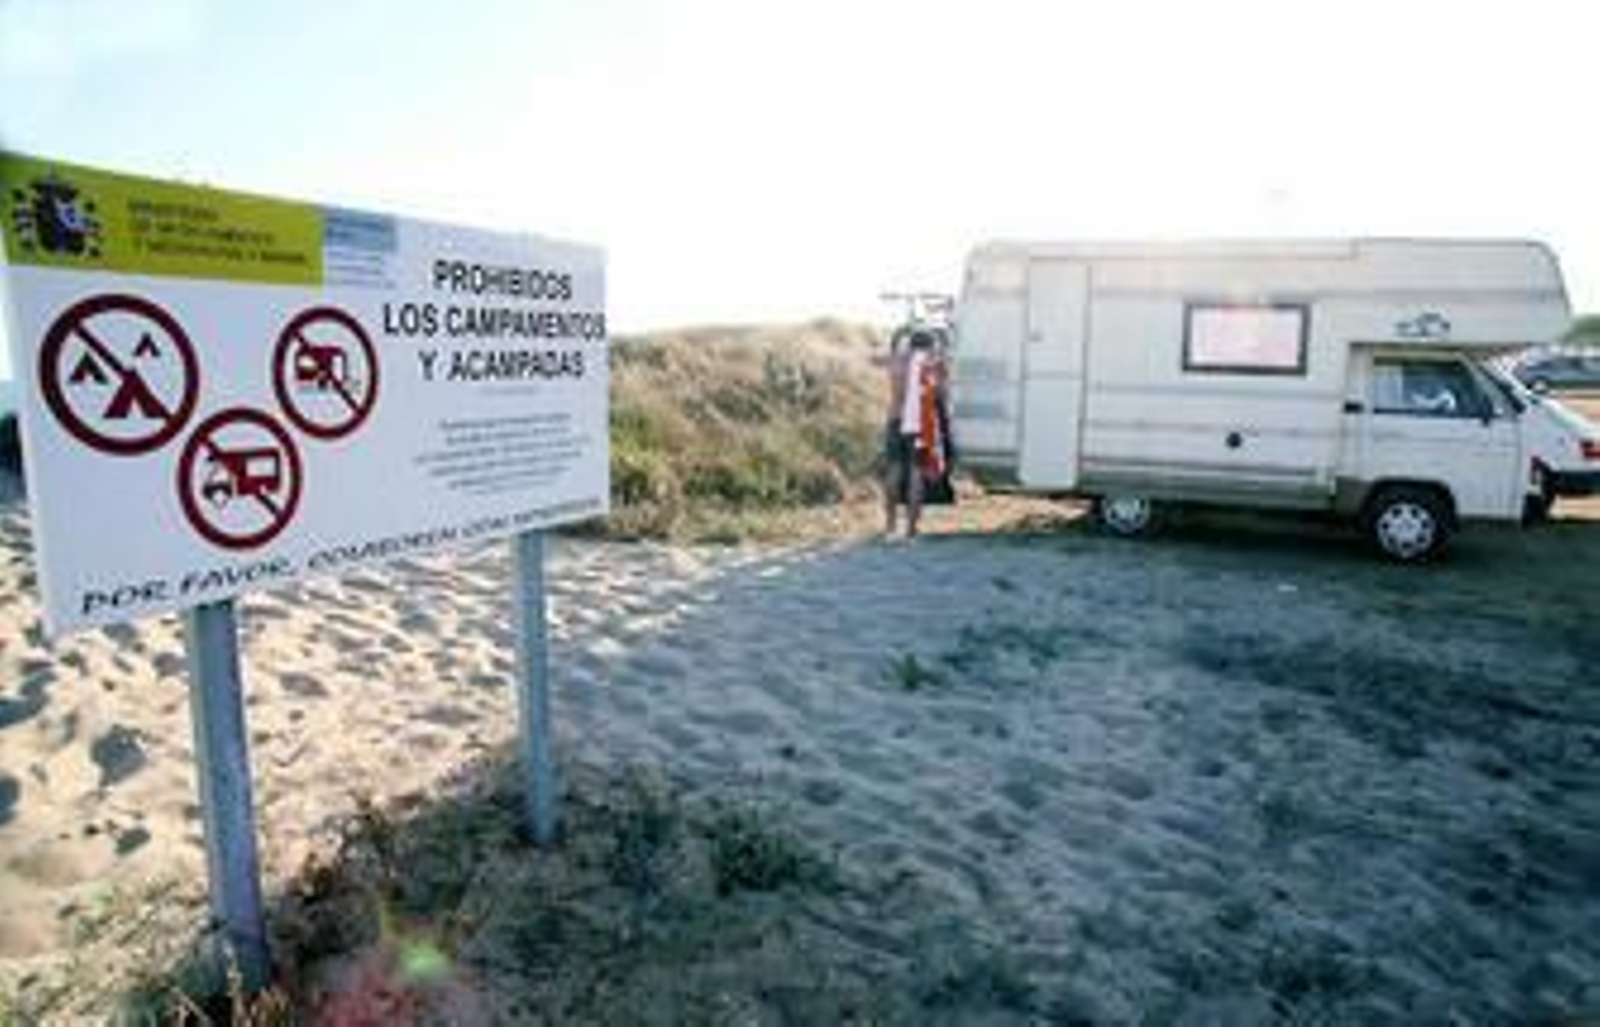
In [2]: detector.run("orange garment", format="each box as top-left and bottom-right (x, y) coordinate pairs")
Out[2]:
(918, 358), (945, 477)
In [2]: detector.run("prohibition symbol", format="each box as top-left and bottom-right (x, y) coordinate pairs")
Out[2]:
(177, 408), (303, 550)
(272, 306), (379, 440)
(38, 294), (200, 456)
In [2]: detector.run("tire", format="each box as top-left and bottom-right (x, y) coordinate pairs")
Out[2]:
(1523, 468), (1555, 526)
(1095, 494), (1157, 537)
(1523, 492), (1554, 525)
(1364, 486), (1451, 562)
(0, 417), (19, 476)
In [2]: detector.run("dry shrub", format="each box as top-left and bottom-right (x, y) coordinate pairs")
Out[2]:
(607, 320), (883, 537)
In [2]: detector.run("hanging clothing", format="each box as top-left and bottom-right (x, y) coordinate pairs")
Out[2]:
(918, 357), (945, 476)
(899, 351), (928, 436)
(919, 356), (955, 505)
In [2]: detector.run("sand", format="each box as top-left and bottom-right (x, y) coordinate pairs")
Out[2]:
(2, 468), (1599, 1021)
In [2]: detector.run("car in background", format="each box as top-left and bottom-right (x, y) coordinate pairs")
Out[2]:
(1513, 350), (1600, 393)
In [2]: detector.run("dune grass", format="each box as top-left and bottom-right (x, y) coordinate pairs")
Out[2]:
(604, 319), (885, 539)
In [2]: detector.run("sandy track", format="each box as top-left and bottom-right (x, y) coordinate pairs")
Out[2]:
(2, 482), (1598, 1020)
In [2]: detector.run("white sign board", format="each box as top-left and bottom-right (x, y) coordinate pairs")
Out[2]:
(0, 153), (608, 635)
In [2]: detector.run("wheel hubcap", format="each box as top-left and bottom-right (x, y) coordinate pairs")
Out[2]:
(1377, 502), (1434, 558)
(1103, 496), (1151, 533)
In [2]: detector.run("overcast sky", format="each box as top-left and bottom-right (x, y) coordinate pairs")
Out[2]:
(2, 0), (1598, 336)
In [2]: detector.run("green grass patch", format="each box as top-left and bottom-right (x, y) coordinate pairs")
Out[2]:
(888, 652), (946, 692)
(702, 804), (835, 897)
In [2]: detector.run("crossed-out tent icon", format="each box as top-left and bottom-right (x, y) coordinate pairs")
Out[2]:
(40, 294), (199, 455)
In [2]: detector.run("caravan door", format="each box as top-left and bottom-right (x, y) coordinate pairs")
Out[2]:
(1019, 260), (1090, 488)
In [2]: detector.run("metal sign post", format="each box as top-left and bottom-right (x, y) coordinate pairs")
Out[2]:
(512, 530), (558, 846)
(184, 600), (270, 990)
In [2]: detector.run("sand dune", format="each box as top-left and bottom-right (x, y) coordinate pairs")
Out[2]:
(2, 472), (1599, 1020)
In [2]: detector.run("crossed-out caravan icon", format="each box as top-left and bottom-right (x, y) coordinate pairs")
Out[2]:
(179, 408), (303, 550)
(274, 307), (378, 440)
(201, 444), (285, 509)
(294, 339), (351, 392)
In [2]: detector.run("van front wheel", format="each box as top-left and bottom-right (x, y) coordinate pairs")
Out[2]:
(1365, 486), (1451, 562)
(1523, 465), (1555, 525)
(1096, 494), (1157, 537)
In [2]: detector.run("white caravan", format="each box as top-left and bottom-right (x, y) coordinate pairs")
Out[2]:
(951, 239), (1600, 560)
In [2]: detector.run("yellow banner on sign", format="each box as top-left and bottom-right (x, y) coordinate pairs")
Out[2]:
(0, 152), (322, 286)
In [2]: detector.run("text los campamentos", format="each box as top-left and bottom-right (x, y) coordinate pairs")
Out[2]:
(383, 259), (605, 382)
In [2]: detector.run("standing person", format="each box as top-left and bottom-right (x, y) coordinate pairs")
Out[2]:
(882, 329), (934, 537)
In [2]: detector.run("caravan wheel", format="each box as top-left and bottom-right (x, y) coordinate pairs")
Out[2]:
(1096, 495), (1156, 537)
(1365, 486), (1451, 562)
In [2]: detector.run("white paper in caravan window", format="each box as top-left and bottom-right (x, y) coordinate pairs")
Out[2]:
(0, 152), (609, 635)
(1187, 306), (1306, 371)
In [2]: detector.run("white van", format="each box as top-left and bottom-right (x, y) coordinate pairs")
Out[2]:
(951, 238), (1600, 560)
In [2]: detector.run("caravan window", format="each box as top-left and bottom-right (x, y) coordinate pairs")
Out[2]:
(1371, 358), (1491, 419)
(1183, 304), (1308, 375)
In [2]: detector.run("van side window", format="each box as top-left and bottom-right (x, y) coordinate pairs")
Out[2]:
(1371, 359), (1489, 419)
(1183, 304), (1308, 375)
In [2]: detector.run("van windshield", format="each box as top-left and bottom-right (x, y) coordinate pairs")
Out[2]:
(1479, 359), (1532, 414)
(1523, 381), (1600, 432)
(1480, 359), (1600, 428)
